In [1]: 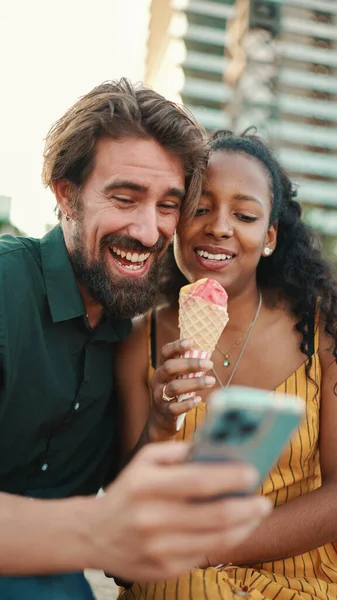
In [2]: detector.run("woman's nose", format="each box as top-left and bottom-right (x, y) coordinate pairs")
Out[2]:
(205, 215), (234, 238)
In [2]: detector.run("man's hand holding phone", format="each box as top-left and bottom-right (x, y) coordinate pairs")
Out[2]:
(94, 441), (271, 582)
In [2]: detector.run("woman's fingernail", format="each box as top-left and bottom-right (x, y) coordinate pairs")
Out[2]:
(244, 467), (259, 486)
(205, 376), (216, 385)
(200, 360), (213, 370)
(258, 497), (272, 515)
(194, 396), (202, 406)
(181, 339), (193, 348)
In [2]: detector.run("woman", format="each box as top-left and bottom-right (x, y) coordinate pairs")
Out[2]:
(115, 130), (337, 599)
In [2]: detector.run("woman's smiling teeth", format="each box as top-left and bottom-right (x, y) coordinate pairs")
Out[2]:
(110, 246), (151, 271)
(196, 249), (233, 261)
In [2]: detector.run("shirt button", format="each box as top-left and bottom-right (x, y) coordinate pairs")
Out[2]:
(41, 463), (49, 472)
(74, 402), (80, 411)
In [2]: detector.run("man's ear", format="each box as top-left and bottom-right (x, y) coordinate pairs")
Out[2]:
(52, 180), (73, 219)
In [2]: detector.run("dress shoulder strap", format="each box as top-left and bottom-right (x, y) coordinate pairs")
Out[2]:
(306, 302), (321, 356)
(145, 309), (157, 370)
(307, 314), (315, 356)
(313, 304), (321, 354)
(150, 309), (157, 369)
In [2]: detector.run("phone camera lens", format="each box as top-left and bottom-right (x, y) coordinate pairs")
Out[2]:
(241, 422), (258, 436)
(224, 410), (240, 422)
(214, 429), (230, 441)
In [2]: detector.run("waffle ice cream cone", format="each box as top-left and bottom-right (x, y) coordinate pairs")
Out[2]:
(177, 278), (229, 431)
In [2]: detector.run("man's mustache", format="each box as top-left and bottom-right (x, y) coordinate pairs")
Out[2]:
(100, 233), (167, 255)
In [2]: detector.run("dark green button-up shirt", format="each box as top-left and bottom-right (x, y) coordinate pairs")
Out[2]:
(0, 226), (131, 498)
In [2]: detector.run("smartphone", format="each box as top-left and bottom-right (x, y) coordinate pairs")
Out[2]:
(189, 386), (305, 490)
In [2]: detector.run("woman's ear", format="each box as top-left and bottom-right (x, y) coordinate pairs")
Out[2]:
(262, 221), (278, 257)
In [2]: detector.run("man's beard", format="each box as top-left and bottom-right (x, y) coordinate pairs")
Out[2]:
(69, 226), (166, 320)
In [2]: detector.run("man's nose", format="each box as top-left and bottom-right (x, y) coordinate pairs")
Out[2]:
(127, 207), (160, 248)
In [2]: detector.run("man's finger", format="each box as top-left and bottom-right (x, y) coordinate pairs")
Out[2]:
(131, 495), (271, 534)
(127, 445), (260, 498)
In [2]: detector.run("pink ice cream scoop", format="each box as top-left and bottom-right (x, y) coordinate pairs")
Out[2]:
(187, 277), (228, 307)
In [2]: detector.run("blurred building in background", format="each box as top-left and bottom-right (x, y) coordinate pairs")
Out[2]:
(145, 0), (337, 254)
(0, 195), (21, 236)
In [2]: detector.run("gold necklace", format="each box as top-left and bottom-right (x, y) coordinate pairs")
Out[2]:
(213, 290), (262, 389)
(216, 322), (253, 367)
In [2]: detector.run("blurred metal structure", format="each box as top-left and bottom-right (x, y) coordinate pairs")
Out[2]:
(145, 0), (337, 246)
(0, 196), (11, 222)
(0, 195), (21, 236)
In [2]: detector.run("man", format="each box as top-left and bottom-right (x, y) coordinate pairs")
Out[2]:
(0, 79), (270, 599)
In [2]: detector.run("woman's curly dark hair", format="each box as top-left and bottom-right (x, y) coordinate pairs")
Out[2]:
(158, 128), (337, 366)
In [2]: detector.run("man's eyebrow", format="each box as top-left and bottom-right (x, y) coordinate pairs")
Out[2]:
(234, 193), (263, 207)
(165, 187), (185, 202)
(102, 180), (185, 202)
(102, 180), (148, 194)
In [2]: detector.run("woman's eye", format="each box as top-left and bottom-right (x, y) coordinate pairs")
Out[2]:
(235, 213), (258, 222)
(195, 207), (209, 216)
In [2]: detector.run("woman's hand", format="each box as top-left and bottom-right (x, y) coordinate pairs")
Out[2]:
(148, 338), (215, 442)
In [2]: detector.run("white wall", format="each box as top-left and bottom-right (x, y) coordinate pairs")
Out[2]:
(0, 0), (150, 236)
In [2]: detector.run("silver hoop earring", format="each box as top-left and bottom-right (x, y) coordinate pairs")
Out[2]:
(264, 247), (272, 256)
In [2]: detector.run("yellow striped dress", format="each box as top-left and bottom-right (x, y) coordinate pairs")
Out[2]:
(118, 316), (337, 600)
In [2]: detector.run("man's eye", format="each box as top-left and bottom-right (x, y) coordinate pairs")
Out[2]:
(235, 214), (258, 222)
(112, 196), (132, 204)
(160, 203), (180, 210)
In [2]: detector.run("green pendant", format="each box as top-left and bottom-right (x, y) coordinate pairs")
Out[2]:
(223, 357), (230, 367)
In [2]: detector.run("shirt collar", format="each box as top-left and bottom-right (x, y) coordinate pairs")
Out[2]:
(40, 225), (86, 323)
(92, 317), (132, 343)
(40, 225), (132, 341)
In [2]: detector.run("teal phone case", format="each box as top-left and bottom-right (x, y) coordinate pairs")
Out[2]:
(190, 386), (305, 486)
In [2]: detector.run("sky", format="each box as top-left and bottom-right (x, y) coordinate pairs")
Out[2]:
(0, 0), (151, 236)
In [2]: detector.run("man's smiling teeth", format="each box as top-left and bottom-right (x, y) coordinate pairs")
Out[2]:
(110, 246), (151, 270)
(117, 262), (143, 271)
(196, 249), (232, 261)
(111, 246), (150, 263)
